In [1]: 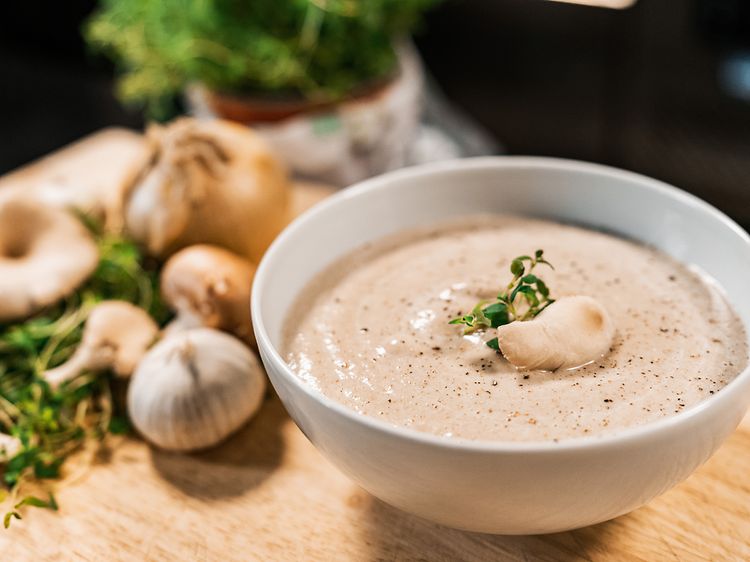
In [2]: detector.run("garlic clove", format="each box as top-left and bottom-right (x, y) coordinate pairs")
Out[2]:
(127, 328), (266, 452)
(496, 296), (615, 371)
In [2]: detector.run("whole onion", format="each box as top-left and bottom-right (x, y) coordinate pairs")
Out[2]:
(124, 118), (291, 263)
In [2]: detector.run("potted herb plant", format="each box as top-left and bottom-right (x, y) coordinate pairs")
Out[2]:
(85, 0), (441, 184)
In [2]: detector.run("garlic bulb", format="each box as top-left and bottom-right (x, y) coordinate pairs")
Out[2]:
(123, 118), (291, 263)
(127, 328), (266, 451)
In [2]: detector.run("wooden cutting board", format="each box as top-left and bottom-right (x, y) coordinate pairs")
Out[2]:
(0, 129), (748, 561)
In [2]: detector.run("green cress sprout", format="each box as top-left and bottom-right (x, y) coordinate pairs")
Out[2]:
(0, 219), (169, 528)
(450, 250), (555, 350)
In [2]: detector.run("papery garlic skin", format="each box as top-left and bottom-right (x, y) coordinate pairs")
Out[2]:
(123, 118), (291, 263)
(127, 328), (266, 451)
(124, 165), (190, 255)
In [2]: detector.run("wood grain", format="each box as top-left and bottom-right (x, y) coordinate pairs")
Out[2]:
(0, 129), (748, 561)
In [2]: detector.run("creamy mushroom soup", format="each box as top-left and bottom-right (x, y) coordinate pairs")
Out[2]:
(283, 216), (748, 442)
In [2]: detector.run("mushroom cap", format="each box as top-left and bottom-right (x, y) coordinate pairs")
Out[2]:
(160, 244), (256, 346)
(496, 295), (615, 371)
(0, 195), (99, 322)
(127, 328), (266, 451)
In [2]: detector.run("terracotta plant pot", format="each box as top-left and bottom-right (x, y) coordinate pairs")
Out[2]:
(186, 44), (424, 186)
(201, 80), (392, 125)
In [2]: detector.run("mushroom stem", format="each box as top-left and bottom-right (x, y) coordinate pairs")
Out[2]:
(42, 301), (159, 390)
(495, 296), (615, 371)
(43, 349), (95, 390)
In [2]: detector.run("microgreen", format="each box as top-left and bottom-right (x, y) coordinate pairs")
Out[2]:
(450, 249), (555, 350)
(0, 224), (170, 527)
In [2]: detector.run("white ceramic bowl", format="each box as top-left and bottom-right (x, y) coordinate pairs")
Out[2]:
(251, 157), (750, 534)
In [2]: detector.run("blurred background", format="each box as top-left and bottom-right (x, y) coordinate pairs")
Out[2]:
(1, 0), (749, 225)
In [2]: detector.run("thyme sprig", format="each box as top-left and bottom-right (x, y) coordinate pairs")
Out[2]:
(450, 250), (555, 350)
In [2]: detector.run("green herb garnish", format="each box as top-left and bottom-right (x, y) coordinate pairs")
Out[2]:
(450, 249), (555, 350)
(0, 224), (170, 527)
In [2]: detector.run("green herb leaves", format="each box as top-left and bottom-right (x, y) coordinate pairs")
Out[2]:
(85, 0), (441, 118)
(3, 511), (20, 529)
(0, 226), (168, 527)
(1, 494), (57, 528)
(482, 302), (510, 328)
(450, 249), (555, 349)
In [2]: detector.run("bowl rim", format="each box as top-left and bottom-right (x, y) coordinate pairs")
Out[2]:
(252, 156), (750, 453)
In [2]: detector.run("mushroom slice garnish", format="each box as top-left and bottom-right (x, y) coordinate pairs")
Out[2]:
(496, 296), (615, 371)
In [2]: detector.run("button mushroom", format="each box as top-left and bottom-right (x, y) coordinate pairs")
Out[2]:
(127, 328), (266, 451)
(0, 195), (98, 322)
(43, 301), (159, 390)
(160, 245), (256, 347)
(495, 296), (615, 371)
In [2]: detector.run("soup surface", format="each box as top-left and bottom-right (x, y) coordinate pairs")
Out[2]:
(283, 216), (748, 441)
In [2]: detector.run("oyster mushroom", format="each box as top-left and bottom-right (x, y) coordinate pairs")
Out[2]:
(127, 328), (266, 452)
(0, 195), (98, 322)
(160, 245), (256, 347)
(496, 296), (615, 371)
(43, 301), (159, 389)
(20, 179), (121, 231)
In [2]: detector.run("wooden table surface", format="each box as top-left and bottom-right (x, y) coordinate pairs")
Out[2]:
(0, 129), (748, 561)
